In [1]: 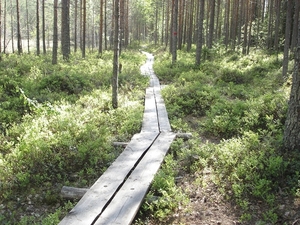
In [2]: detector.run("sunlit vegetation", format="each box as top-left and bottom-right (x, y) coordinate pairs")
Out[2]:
(134, 45), (300, 224)
(0, 50), (148, 224)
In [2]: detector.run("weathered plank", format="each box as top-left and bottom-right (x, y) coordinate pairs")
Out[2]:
(59, 132), (159, 225)
(93, 132), (176, 225)
(154, 87), (172, 132)
(141, 88), (159, 133)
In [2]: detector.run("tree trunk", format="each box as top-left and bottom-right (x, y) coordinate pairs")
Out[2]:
(11, 0), (14, 53)
(104, 0), (108, 50)
(207, 0), (215, 49)
(242, 0), (249, 54)
(224, 0), (230, 49)
(99, 0), (104, 54)
(274, 0), (281, 52)
(284, 20), (300, 152)
(42, 0), (46, 54)
(3, 0), (6, 53)
(186, 0), (194, 52)
(0, 0), (1, 54)
(26, 0), (30, 53)
(36, 0), (40, 55)
(291, 0), (300, 51)
(82, 0), (86, 58)
(52, 0), (58, 64)
(282, 0), (293, 77)
(16, 0), (22, 54)
(196, 0), (204, 66)
(74, 0), (78, 52)
(112, 0), (120, 109)
(172, 0), (178, 64)
(62, 0), (70, 60)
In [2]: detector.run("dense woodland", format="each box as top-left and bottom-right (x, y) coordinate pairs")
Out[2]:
(0, 0), (300, 224)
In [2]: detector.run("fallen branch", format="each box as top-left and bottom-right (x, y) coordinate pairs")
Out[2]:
(176, 133), (193, 140)
(61, 186), (89, 200)
(112, 142), (128, 147)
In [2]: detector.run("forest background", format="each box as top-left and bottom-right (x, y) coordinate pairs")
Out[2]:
(0, 0), (300, 224)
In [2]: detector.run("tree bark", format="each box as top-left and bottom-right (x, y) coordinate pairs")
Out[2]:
(74, 0), (78, 52)
(3, 0), (6, 53)
(26, 0), (30, 53)
(82, 0), (86, 58)
(62, 0), (70, 60)
(291, 0), (300, 51)
(112, 0), (120, 109)
(172, 0), (178, 64)
(282, 0), (293, 77)
(196, 0), (204, 66)
(16, 0), (23, 54)
(42, 0), (46, 54)
(284, 19), (300, 152)
(0, 0), (1, 54)
(99, 0), (104, 54)
(207, 0), (215, 49)
(36, 0), (40, 55)
(52, 0), (58, 64)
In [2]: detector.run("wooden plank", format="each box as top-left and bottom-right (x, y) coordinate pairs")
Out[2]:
(94, 132), (176, 225)
(59, 132), (159, 225)
(141, 88), (159, 133)
(154, 87), (172, 132)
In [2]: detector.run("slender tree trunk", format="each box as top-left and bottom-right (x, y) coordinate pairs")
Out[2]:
(99, 0), (104, 54)
(74, 0), (78, 52)
(177, 0), (184, 49)
(282, 0), (293, 77)
(52, 0), (58, 64)
(165, 0), (170, 48)
(208, 0), (215, 49)
(3, 0), (6, 53)
(16, 0), (22, 54)
(291, 0), (300, 51)
(242, 0), (249, 54)
(0, 0), (2, 54)
(196, 0), (204, 66)
(187, 0), (194, 52)
(274, 0), (281, 51)
(110, 0), (114, 49)
(11, 0), (14, 53)
(42, 0), (46, 54)
(172, 0), (178, 64)
(26, 0), (30, 53)
(112, 0), (120, 109)
(82, 0), (86, 58)
(124, 0), (129, 47)
(284, 18), (300, 152)
(62, 0), (70, 60)
(36, 0), (40, 55)
(267, 0), (274, 49)
(104, 0), (108, 50)
(216, 0), (221, 40)
(224, 0), (230, 48)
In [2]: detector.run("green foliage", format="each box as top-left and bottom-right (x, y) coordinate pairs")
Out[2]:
(142, 154), (188, 221)
(0, 49), (147, 223)
(151, 47), (292, 223)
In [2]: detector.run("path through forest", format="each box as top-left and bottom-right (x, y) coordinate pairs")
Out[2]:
(59, 52), (175, 225)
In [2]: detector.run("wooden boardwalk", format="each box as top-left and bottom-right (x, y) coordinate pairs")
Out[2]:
(59, 52), (175, 225)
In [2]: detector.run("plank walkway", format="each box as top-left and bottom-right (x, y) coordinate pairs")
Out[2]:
(59, 52), (175, 225)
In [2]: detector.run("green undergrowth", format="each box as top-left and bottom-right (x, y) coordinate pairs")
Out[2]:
(0, 49), (148, 224)
(136, 45), (300, 224)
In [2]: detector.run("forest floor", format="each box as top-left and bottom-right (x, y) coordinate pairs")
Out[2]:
(134, 117), (300, 225)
